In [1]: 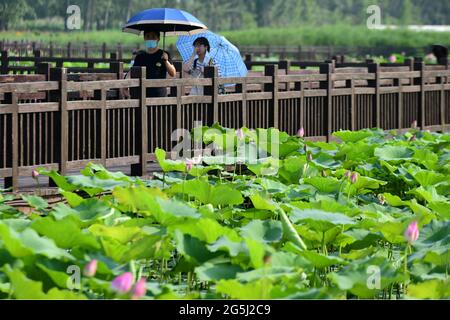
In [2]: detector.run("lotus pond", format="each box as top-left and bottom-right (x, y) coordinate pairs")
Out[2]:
(0, 126), (449, 299)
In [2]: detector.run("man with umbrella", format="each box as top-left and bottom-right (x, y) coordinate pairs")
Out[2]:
(132, 30), (176, 97)
(123, 8), (209, 97)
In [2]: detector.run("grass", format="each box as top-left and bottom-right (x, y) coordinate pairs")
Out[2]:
(2, 24), (449, 49)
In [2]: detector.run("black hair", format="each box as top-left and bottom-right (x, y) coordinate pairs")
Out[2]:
(144, 30), (160, 39)
(432, 45), (448, 65)
(193, 37), (210, 52)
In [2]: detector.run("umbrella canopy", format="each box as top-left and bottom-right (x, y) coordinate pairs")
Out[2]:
(176, 31), (248, 79)
(123, 8), (207, 36)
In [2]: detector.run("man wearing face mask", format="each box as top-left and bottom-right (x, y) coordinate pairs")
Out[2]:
(132, 31), (177, 97)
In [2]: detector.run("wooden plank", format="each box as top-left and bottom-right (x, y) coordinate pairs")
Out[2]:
(130, 67), (147, 176)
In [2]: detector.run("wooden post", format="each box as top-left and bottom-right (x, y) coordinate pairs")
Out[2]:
(394, 76), (403, 129)
(439, 71), (446, 132)
(297, 45), (302, 61)
(346, 77), (356, 131)
(49, 41), (54, 57)
(118, 43), (123, 60)
(173, 61), (185, 96)
(67, 42), (72, 58)
(130, 67), (147, 176)
(264, 64), (279, 128)
(3, 91), (19, 191)
(33, 50), (42, 73)
(1, 50), (8, 74)
(93, 88), (107, 166)
(320, 63), (333, 141)
(235, 78), (248, 128)
(204, 66), (219, 125)
(110, 52), (118, 61)
(414, 61), (425, 130)
(83, 42), (88, 58)
(279, 60), (290, 73)
(101, 43), (107, 59)
(49, 68), (68, 180)
(368, 63), (381, 129)
(110, 61), (124, 79)
(244, 54), (252, 70)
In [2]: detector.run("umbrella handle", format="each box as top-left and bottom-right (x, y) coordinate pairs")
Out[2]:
(163, 32), (166, 51)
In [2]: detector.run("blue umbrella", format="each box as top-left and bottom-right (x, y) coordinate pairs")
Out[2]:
(176, 31), (248, 80)
(123, 8), (207, 36)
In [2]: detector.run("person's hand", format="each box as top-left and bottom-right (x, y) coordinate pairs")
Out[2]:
(162, 52), (169, 61)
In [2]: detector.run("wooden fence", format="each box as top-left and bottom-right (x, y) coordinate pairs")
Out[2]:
(3, 49), (446, 78)
(1, 40), (439, 60)
(1, 62), (449, 191)
(0, 40), (351, 60)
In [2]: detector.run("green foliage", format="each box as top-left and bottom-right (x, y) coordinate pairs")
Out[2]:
(0, 127), (448, 300)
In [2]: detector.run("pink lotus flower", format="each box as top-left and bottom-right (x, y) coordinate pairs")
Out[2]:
(425, 53), (436, 63)
(236, 128), (244, 140)
(131, 277), (147, 300)
(32, 170), (39, 179)
(388, 55), (397, 63)
(111, 272), (134, 294)
(185, 158), (194, 172)
(404, 221), (419, 244)
(185, 155), (202, 172)
(297, 127), (305, 138)
(350, 172), (358, 184)
(83, 259), (98, 277)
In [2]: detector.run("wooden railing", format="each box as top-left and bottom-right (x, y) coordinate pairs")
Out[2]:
(1, 63), (449, 191)
(1, 40), (442, 60)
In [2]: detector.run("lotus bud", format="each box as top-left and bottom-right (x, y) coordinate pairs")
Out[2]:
(131, 277), (147, 300)
(307, 153), (313, 162)
(236, 128), (244, 140)
(409, 134), (416, 142)
(111, 272), (134, 294)
(404, 221), (419, 244)
(32, 170), (39, 179)
(350, 172), (358, 184)
(411, 120), (417, 129)
(83, 259), (98, 277)
(389, 55), (397, 63)
(297, 127), (305, 138)
(344, 171), (351, 178)
(185, 159), (193, 172)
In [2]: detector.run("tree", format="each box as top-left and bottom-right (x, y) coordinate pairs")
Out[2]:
(0, 0), (29, 30)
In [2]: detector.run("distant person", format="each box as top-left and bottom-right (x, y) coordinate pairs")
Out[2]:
(125, 31), (176, 97)
(183, 37), (223, 95)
